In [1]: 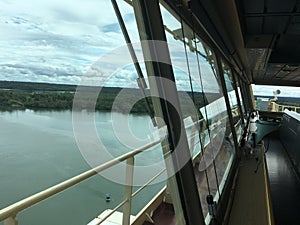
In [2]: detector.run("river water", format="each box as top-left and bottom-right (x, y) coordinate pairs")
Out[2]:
(0, 110), (165, 225)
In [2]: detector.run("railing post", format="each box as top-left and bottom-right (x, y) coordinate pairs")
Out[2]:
(4, 215), (18, 225)
(122, 157), (134, 225)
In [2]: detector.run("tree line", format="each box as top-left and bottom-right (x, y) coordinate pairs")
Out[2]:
(0, 81), (211, 116)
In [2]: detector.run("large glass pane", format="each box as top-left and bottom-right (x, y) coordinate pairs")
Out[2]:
(160, 5), (236, 223)
(236, 76), (246, 116)
(160, 5), (215, 221)
(197, 51), (236, 222)
(222, 63), (243, 140)
(160, 5), (203, 156)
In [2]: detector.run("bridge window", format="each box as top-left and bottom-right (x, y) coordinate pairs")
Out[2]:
(160, 4), (236, 223)
(222, 62), (243, 140)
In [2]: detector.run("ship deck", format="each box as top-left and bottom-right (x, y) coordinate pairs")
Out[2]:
(265, 132), (300, 225)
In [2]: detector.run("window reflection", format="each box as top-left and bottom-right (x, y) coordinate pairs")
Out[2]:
(237, 81), (246, 115)
(160, 4), (236, 223)
(222, 63), (243, 140)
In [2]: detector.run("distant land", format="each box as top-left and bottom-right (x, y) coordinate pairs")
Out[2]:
(0, 80), (78, 92)
(0, 81), (124, 112)
(254, 95), (300, 107)
(0, 81), (218, 115)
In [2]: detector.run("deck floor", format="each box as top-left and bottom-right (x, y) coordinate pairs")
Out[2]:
(143, 202), (175, 225)
(265, 133), (300, 225)
(228, 147), (270, 225)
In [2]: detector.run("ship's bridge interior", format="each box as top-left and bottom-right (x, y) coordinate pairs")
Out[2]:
(162, 0), (300, 224)
(193, 0), (300, 87)
(0, 1), (300, 225)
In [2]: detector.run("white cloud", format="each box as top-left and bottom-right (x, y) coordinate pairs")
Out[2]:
(252, 84), (300, 97)
(0, 0), (247, 97)
(0, 0), (139, 86)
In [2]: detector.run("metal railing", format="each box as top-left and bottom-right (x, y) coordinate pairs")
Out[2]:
(0, 140), (162, 225)
(265, 102), (300, 113)
(89, 168), (166, 225)
(0, 117), (208, 225)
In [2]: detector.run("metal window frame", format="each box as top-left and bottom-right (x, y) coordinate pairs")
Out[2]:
(131, 0), (205, 224)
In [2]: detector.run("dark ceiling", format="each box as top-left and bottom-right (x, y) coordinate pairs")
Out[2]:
(238, 0), (300, 86)
(187, 0), (300, 86)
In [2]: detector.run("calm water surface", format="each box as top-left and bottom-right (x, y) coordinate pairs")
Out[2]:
(0, 110), (165, 225)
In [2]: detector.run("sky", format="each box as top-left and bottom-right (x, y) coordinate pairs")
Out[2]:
(0, 0), (137, 85)
(0, 0), (220, 93)
(252, 84), (300, 97)
(0, 0), (299, 97)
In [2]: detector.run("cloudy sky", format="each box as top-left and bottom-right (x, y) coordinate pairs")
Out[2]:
(0, 0), (140, 86)
(0, 0), (220, 92)
(0, 0), (299, 97)
(252, 84), (300, 97)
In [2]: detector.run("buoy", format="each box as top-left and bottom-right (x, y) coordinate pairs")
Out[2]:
(105, 193), (111, 202)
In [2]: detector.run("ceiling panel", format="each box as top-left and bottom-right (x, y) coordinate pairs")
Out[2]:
(283, 74), (295, 79)
(264, 16), (289, 33)
(269, 35), (300, 64)
(243, 0), (264, 13)
(234, 0), (300, 85)
(267, 0), (297, 12)
(275, 70), (288, 78)
(266, 63), (285, 71)
(246, 17), (263, 34)
(288, 74), (299, 79)
(282, 64), (299, 71)
(290, 69), (300, 77)
(292, 68), (300, 73)
(292, 75), (300, 80)
(275, 35), (300, 54)
(263, 63), (300, 84)
(245, 35), (274, 48)
(286, 16), (300, 34)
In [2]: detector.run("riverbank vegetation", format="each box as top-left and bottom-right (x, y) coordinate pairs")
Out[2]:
(0, 81), (210, 115)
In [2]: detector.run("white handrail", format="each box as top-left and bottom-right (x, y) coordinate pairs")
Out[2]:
(0, 117), (208, 224)
(93, 168), (166, 225)
(0, 139), (161, 222)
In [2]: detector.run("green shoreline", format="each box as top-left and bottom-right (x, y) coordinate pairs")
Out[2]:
(0, 81), (147, 113)
(0, 81), (208, 115)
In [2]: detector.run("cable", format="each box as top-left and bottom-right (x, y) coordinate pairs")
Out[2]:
(111, 0), (156, 126)
(180, 13), (196, 105)
(192, 20), (221, 199)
